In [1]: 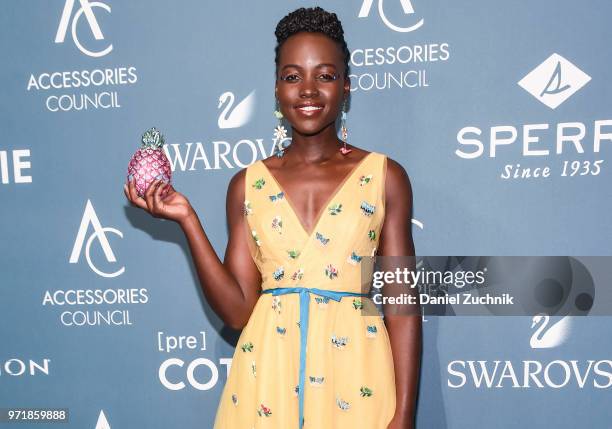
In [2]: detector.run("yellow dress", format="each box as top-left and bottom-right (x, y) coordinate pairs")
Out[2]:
(213, 151), (396, 429)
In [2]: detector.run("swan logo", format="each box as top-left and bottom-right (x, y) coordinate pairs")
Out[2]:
(530, 314), (571, 349)
(518, 53), (591, 109)
(69, 199), (125, 278)
(94, 410), (111, 429)
(357, 0), (424, 32)
(55, 0), (113, 58)
(217, 90), (256, 129)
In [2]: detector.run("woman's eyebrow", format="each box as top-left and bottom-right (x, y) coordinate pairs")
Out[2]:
(281, 63), (338, 71)
(316, 63), (338, 69)
(281, 64), (302, 71)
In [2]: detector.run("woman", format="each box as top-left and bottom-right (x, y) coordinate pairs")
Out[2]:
(124, 6), (420, 429)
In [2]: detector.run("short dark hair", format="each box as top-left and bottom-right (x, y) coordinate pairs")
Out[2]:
(274, 7), (350, 78)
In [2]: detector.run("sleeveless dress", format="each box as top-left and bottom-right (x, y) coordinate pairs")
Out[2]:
(213, 151), (396, 429)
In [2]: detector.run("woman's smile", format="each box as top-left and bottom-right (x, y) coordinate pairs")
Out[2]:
(294, 102), (325, 116)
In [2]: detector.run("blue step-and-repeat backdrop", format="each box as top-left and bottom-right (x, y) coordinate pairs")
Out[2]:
(1, 1), (611, 428)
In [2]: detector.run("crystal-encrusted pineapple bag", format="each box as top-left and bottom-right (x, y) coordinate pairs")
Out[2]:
(127, 127), (172, 197)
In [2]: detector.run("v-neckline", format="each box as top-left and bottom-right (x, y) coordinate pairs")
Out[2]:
(259, 152), (374, 239)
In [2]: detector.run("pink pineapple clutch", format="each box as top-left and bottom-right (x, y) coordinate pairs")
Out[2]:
(127, 127), (172, 198)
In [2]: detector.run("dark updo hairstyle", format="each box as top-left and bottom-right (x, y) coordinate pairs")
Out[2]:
(274, 7), (350, 78)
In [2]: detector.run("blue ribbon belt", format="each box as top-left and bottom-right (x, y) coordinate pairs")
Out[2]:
(261, 286), (369, 429)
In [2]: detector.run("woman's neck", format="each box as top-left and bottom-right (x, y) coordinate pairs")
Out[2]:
(286, 124), (342, 164)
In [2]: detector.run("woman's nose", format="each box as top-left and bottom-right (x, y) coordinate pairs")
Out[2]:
(299, 77), (319, 97)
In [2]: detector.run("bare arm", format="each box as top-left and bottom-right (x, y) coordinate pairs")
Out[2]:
(124, 170), (261, 330)
(179, 169), (261, 329)
(378, 158), (421, 428)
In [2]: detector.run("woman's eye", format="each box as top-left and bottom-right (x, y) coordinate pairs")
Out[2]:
(282, 74), (300, 82)
(318, 74), (337, 81)
(280, 73), (337, 82)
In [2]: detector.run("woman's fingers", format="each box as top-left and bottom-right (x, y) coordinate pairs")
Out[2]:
(144, 179), (163, 215)
(127, 179), (138, 200)
(127, 179), (149, 210)
(124, 178), (175, 218)
(160, 183), (172, 200)
(143, 179), (156, 211)
(153, 179), (166, 208)
(164, 184), (175, 197)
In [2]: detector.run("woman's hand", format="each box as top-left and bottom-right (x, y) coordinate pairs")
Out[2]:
(124, 178), (194, 224)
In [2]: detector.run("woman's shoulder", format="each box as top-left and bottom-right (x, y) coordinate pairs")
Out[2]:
(230, 158), (263, 183)
(358, 149), (398, 176)
(380, 153), (412, 206)
(227, 159), (263, 200)
(361, 149), (406, 178)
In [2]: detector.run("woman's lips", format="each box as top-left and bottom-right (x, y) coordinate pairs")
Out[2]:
(294, 104), (324, 117)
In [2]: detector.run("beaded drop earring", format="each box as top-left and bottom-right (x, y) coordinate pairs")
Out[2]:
(273, 98), (288, 158)
(339, 99), (352, 155)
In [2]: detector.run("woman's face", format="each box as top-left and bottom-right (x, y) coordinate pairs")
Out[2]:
(276, 31), (350, 137)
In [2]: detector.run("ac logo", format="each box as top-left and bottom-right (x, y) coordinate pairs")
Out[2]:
(69, 199), (124, 278)
(55, 0), (113, 57)
(358, 0), (424, 33)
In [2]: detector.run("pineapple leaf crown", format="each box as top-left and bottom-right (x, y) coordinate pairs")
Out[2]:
(140, 127), (165, 149)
